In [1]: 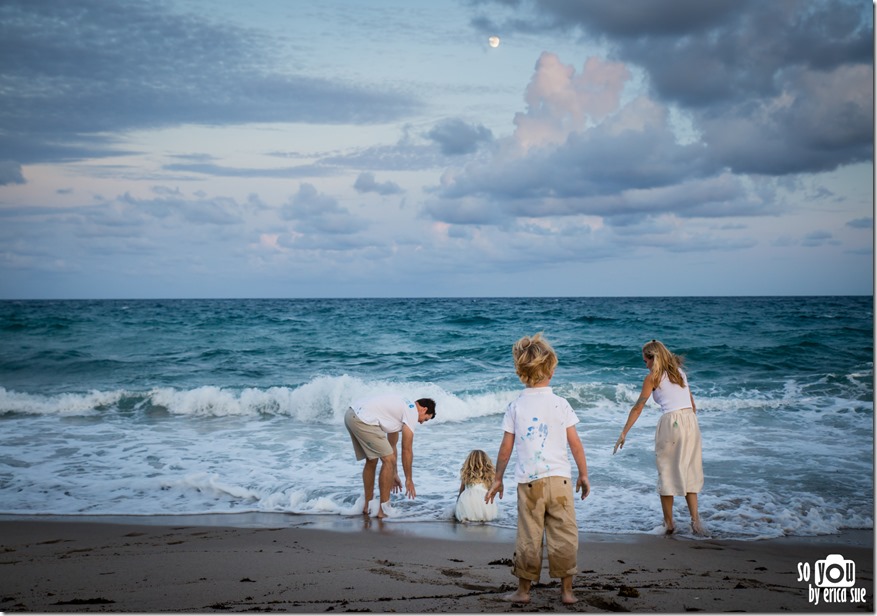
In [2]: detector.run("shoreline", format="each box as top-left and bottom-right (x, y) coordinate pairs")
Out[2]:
(1, 515), (872, 613)
(2, 511), (873, 545)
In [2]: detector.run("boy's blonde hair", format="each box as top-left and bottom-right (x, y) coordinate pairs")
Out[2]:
(460, 449), (496, 488)
(642, 339), (685, 389)
(513, 332), (558, 387)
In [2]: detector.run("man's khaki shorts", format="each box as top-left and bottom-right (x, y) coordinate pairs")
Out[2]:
(344, 407), (393, 461)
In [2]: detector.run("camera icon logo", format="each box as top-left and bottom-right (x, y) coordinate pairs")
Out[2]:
(815, 554), (856, 588)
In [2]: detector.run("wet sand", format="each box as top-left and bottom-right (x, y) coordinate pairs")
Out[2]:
(1, 515), (872, 613)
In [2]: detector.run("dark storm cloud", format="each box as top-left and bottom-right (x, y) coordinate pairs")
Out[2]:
(0, 0), (420, 164)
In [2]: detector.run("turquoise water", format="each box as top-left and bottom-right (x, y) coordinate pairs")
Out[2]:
(0, 296), (872, 539)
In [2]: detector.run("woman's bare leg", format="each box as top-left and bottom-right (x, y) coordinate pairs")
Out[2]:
(660, 495), (675, 533)
(686, 493), (705, 534)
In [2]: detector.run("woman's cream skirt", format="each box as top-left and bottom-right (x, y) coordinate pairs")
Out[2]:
(654, 408), (703, 496)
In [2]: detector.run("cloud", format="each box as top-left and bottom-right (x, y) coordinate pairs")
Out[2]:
(847, 217), (873, 229)
(281, 183), (368, 235)
(118, 192), (245, 226)
(0, 0), (421, 164)
(802, 230), (840, 247)
(0, 160), (25, 185)
(472, 0), (873, 175)
(162, 163), (339, 179)
(426, 118), (493, 155)
(699, 64), (872, 175)
(423, 53), (759, 226)
(513, 54), (630, 151)
(425, 0), (872, 236)
(353, 172), (404, 196)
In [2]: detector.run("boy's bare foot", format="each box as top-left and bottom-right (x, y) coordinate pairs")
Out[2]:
(561, 576), (577, 604)
(664, 523), (675, 535)
(502, 591), (530, 604)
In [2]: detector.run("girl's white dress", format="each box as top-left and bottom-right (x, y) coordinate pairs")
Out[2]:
(455, 483), (499, 522)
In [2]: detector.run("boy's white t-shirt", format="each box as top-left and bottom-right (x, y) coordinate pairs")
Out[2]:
(351, 394), (418, 434)
(501, 387), (579, 483)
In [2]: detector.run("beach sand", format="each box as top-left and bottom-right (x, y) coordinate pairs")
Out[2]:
(1, 515), (872, 613)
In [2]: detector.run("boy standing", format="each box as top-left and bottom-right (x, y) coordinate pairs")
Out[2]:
(486, 333), (590, 605)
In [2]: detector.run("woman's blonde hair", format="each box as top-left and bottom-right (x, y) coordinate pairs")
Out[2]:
(513, 332), (558, 387)
(642, 339), (685, 389)
(460, 449), (495, 488)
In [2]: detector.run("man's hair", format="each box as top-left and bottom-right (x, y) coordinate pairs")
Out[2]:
(417, 398), (436, 417)
(513, 332), (558, 387)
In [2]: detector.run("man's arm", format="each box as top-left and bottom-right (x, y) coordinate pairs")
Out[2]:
(485, 431), (514, 504)
(400, 424), (415, 498)
(387, 431), (403, 493)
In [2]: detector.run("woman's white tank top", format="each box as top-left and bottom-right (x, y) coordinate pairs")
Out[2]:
(652, 370), (691, 414)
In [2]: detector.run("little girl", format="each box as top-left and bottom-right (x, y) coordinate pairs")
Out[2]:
(455, 449), (499, 523)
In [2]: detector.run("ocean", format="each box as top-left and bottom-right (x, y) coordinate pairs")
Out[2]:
(0, 296), (872, 540)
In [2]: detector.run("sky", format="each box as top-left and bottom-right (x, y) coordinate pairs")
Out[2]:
(0, 0), (873, 299)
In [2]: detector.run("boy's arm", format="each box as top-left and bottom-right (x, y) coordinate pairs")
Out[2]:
(567, 426), (590, 499)
(485, 431), (514, 504)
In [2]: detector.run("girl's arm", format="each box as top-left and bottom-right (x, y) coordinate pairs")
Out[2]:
(614, 375), (653, 454)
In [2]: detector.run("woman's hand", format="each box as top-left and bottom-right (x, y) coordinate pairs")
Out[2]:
(613, 433), (626, 454)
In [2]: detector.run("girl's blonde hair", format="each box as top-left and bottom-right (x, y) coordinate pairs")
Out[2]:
(460, 449), (495, 488)
(513, 332), (558, 387)
(642, 339), (685, 389)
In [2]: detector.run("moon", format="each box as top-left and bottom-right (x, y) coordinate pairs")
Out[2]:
(488, 35), (500, 48)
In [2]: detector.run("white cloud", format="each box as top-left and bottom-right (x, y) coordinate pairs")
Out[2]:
(281, 184), (368, 235)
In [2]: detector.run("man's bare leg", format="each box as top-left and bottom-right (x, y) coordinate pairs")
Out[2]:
(376, 453), (396, 518)
(361, 458), (378, 514)
(504, 578), (531, 603)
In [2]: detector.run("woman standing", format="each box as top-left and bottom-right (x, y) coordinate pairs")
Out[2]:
(614, 340), (705, 535)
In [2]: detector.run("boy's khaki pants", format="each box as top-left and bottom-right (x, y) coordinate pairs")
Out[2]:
(513, 476), (579, 581)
